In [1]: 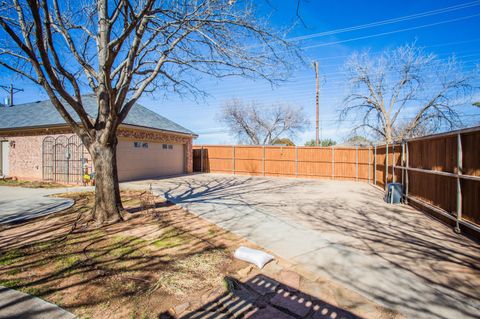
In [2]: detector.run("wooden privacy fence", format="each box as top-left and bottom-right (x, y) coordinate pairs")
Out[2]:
(193, 145), (374, 181)
(377, 127), (480, 234)
(193, 126), (480, 234)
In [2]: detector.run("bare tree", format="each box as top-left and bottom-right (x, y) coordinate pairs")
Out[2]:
(0, 0), (297, 224)
(219, 99), (308, 145)
(340, 44), (479, 143)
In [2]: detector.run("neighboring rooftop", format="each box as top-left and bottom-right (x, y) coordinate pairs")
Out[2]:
(0, 95), (195, 136)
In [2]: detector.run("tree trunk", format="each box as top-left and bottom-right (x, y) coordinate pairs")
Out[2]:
(89, 138), (124, 224)
(385, 123), (393, 144)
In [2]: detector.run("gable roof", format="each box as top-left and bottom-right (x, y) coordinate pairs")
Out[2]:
(0, 95), (195, 136)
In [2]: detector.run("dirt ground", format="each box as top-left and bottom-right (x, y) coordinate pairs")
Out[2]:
(0, 191), (250, 318)
(0, 189), (405, 319)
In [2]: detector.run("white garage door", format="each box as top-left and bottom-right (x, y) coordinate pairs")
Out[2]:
(116, 140), (185, 182)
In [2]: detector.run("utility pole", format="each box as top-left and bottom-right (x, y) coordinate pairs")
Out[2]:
(313, 61), (320, 146)
(0, 84), (24, 106)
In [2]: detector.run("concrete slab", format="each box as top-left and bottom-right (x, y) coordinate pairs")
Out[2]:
(0, 286), (75, 319)
(0, 186), (91, 224)
(124, 174), (480, 319)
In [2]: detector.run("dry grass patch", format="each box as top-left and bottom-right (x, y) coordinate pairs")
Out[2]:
(0, 190), (249, 318)
(0, 179), (69, 188)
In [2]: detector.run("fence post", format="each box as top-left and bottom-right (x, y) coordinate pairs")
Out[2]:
(368, 146), (371, 184)
(455, 133), (463, 233)
(355, 145), (358, 181)
(405, 142), (409, 204)
(200, 146), (204, 173)
(374, 145), (377, 185)
(295, 146), (298, 177)
(232, 145), (235, 175)
(331, 145), (335, 180)
(401, 143), (405, 186)
(392, 144), (396, 183)
(385, 144), (389, 189)
(263, 145), (266, 176)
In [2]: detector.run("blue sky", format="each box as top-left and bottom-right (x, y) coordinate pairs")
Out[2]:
(2, 0), (480, 144)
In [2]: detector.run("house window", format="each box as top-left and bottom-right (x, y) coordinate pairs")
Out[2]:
(134, 142), (142, 148)
(163, 144), (173, 150)
(142, 142), (148, 148)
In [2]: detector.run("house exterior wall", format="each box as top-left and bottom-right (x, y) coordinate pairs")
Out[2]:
(0, 131), (70, 180)
(0, 126), (193, 181)
(117, 127), (193, 174)
(117, 141), (185, 181)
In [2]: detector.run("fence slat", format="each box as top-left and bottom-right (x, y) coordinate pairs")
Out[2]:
(263, 145), (266, 176)
(332, 146), (335, 180)
(295, 146), (298, 177)
(201, 146), (204, 173)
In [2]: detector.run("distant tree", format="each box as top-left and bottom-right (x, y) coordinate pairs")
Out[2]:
(304, 138), (336, 146)
(271, 138), (295, 146)
(344, 135), (371, 146)
(341, 43), (478, 143)
(219, 99), (309, 145)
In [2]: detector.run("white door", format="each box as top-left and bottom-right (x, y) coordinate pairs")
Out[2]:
(116, 141), (185, 181)
(0, 141), (9, 177)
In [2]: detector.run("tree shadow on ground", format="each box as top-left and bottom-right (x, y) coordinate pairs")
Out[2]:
(153, 175), (480, 319)
(0, 191), (247, 318)
(159, 274), (362, 319)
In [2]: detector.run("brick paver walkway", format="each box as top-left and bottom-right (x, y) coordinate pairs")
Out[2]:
(181, 275), (360, 319)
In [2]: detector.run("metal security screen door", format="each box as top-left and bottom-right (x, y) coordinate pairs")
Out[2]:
(0, 141), (8, 176)
(42, 135), (89, 184)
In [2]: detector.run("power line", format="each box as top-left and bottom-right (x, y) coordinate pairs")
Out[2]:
(163, 89), (480, 112)
(152, 42), (480, 100)
(288, 1), (480, 42)
(302, 13), (480, 50)
(294, 38), (480, 64)
(186, 70), (480, 102)
(206, 57), (480, 93)
(196, 54), (480, 95)
(194, 113), (480, 134)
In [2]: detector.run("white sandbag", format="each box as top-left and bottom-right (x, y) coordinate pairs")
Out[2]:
(234, 246), (274, 269)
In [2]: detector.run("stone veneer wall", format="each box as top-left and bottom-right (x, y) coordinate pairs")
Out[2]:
(0, 126), (193, 180)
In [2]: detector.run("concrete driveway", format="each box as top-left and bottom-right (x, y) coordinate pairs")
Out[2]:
(0, 186), (89, 224)
(124, 174), (480, 319)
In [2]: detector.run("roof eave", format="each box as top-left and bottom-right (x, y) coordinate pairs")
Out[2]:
(0, 122), (198, 138)
(119, 123), (198, 138)
(0, 123), (70, 133)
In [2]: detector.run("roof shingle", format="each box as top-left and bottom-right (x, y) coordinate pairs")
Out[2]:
(0, 95), (195, 136)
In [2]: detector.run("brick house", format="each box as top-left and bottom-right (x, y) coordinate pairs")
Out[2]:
(0, 95), (197, 182)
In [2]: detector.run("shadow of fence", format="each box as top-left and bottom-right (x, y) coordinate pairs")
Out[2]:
(160, 274), (362, 319)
